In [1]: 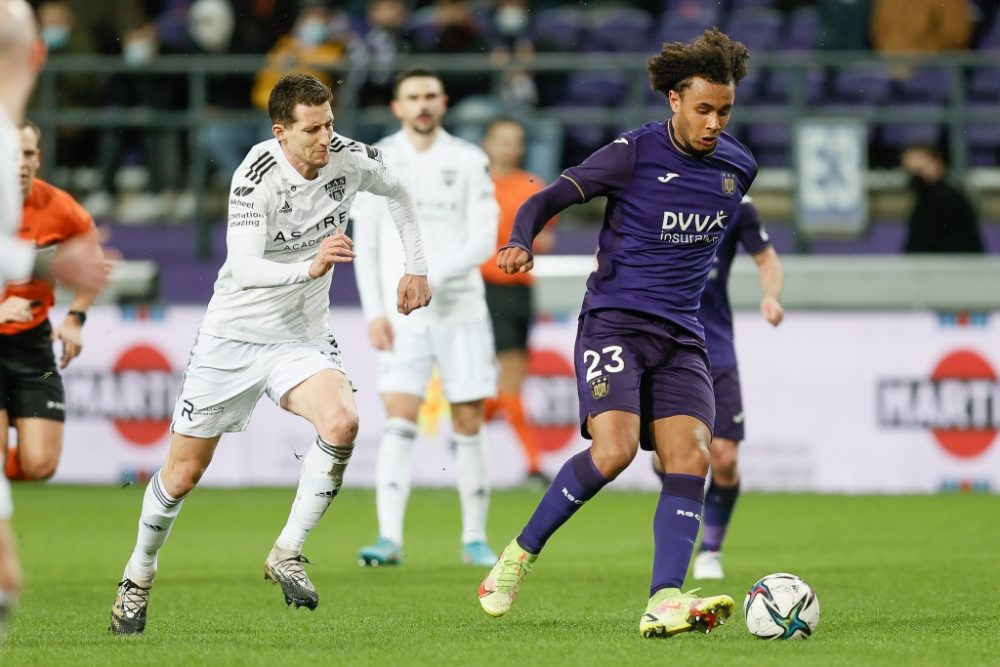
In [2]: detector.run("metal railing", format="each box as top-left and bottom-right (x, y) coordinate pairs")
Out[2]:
(32, 51), (1000, 257)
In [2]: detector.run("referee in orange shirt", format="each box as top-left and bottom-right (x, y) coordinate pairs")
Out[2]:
(480, 118), (556, 485)
(1, 120), (103, 481)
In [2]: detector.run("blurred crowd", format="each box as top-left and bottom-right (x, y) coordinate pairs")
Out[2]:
(25, 0), (1000, 224)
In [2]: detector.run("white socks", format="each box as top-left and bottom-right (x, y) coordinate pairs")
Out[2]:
(276, 436), (353, 554)
(126, 471), (185, 585)
(375, 418), (416, 545)
(454, 430), (489, 545)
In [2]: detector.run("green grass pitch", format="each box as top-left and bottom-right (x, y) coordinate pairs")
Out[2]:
(2, 484), (998, 666)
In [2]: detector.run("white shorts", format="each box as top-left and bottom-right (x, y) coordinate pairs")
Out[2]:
(171, 331), (348, 438)
(377, 316), (496, 403)
(0, 476), (11, 520)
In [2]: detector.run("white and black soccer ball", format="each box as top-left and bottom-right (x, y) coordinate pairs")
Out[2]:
(743, 572), (820, 639)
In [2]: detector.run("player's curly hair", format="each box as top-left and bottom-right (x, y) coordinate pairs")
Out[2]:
(647, 27), (750, 96)
(268, 73), (333, 126)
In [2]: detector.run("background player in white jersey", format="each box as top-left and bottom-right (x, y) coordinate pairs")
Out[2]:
(353, 68), (500, 567)
(0, 0), (105, 643)
(110, 74), (431, 635)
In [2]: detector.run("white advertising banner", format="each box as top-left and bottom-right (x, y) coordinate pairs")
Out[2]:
(45, 307), (999, 493)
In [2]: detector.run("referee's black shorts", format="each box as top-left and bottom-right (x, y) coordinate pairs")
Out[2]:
(0, 320), (65, 422)
(484, 282), (533, 353)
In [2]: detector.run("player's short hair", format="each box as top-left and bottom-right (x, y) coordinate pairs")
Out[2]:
(19, 117), (41, 141)
(392, 67), (444, 98)
(268, 73), (333, 127)
(647, 27), (749, 97)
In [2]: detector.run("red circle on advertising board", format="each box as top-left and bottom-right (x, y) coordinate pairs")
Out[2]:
(930, 349), (996, 458)
(112, 344), (172, 446)
(525, 348), (578, 453)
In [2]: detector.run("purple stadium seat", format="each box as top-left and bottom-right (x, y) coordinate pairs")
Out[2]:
(966, 104), (1000, 166)
(968, 66), (1000, 100)
(565, 72), (628, 108)
(729, 0), (777, 9)
(745, 122), (792, 167)
(879, 105), (944, 152)
(652, 15), (716, 47)
(763, 67), (826, 104)
(723, 8), (784, 52)
(530, 8), (587, 51)
(831, 65), (894, 105)
(896, 67), (955, 104)
(974, 13), (1000, 49)
(587, 9), (653, 52)
(778, 7), (820, 52)
(657, 0), (722, 24)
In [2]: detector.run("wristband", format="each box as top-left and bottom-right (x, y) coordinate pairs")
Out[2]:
(68, 310), (87, 325)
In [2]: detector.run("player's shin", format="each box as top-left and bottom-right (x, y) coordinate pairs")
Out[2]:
(126, 471), (186, 585)
(375, 418), (416, 545)
(454, 430), (493, 563)
(650, 474), (705, 595)
(517, 449), (608, 554)
(275, 436), (353, 553)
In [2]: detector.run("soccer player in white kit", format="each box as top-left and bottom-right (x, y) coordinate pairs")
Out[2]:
(353, 68), (500, 567)
(0, 0), (106, 643)
(110, 74), (432, 635)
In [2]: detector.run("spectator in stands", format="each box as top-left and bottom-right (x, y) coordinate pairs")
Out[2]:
(413, 0), (491, 104)
(901, 144), (984, 254)
(91, 19), (191, 223)
(871, 0), (972, 54)
(188, 0), (270, 179)
(355, 0), (415, 108)
(31, 1), (103, 172)
(250, 1), (353, 111)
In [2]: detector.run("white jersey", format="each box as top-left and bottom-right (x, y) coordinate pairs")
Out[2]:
(353, 129), (499, 326)
(0, 106), (33, 281)
(201, 135), (426, 344)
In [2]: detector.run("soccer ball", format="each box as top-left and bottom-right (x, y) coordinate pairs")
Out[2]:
(743, 572), (820, 639)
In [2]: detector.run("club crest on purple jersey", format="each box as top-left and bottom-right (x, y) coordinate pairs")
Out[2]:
(721, 171), (737, 195)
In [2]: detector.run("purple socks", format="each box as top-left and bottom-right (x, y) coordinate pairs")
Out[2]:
(700, 479), (740, 552)
(650, 473), (705, 596)
(517, 450), (608, 554)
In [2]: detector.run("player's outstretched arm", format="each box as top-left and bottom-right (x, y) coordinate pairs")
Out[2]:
(754, 246), (784, 326)
(53, 231), (105, 369)
(396, 274), (431, 315)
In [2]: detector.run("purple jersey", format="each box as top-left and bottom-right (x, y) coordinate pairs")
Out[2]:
(699, 197), (771, 369)
(525, 121), (757, 339)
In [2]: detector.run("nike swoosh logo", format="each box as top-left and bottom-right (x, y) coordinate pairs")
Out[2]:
(613, 137), (629, 145)
(658, 173), (680, 183)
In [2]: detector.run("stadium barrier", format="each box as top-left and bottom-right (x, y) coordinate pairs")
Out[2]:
(33, 51), (1000, 256)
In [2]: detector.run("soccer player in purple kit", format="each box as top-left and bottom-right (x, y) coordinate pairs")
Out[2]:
(690, 195), (783, 580)
(477, 28), (756, 638)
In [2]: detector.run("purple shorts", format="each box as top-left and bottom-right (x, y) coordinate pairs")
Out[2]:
(574, 308), (714, 451)
(711, 365), (745, 442)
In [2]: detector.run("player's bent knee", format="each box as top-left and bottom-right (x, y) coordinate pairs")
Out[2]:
(316, 410), (359, 445)
(590, 441), (637, 479)
(20, 456), (58, 481)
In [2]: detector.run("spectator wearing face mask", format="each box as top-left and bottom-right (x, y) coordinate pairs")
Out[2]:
(89, 20), (191, 223)
(250, 2), (354, 111)
(28, 1), (102, 173)
(188, 0), (272, 180)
